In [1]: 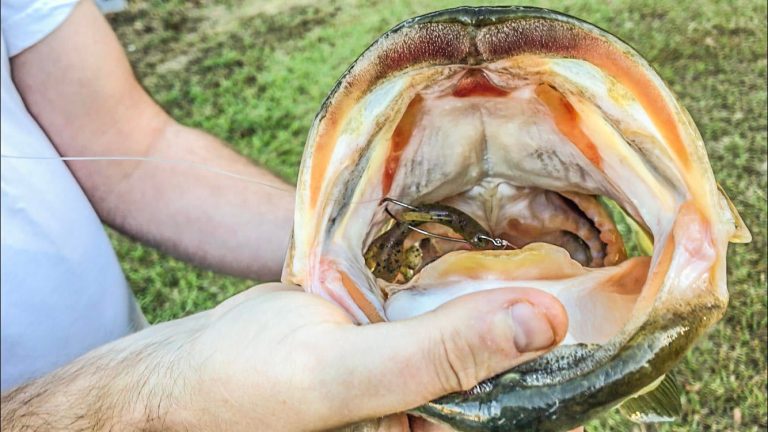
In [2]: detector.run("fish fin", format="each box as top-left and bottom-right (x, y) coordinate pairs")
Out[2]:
(717, 183), (751, 243)
(619, 373), (682, 424)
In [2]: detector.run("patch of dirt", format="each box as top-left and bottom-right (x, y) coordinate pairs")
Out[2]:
(109, 0), (340, 77)
(203, 0), (320, 33)
(154, 0), (324, 73)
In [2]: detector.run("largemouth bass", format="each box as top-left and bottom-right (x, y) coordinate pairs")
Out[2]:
(282, 6), (750, 431)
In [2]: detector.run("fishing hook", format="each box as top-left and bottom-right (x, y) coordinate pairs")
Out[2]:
(382, 197), (514, 249)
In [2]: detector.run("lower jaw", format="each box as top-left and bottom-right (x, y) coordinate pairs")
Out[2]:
(411, 297), (726, 432)
(383, 247), (651, 344)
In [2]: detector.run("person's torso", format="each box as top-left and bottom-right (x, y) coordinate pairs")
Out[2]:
(1, 26), (144, 391)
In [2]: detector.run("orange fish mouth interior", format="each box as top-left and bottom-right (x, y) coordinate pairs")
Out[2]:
(356, 65), (666, 344)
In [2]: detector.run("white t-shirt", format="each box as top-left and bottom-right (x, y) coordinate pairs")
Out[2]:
(1, 0), (146, 391)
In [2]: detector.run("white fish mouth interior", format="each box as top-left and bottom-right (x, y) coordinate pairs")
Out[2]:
(338, 60), (685, 345)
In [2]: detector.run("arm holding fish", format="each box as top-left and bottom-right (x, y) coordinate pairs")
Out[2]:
(2, 4), (573, 431)
(1, 283), (568, 431)
(11, 0), (293, 281)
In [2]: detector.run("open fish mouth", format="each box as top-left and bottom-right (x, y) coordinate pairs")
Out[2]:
(283, 6), (750, 431)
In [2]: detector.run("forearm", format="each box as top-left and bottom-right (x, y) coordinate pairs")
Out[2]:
(93, 119), (295, 281)
(11, 0), (294, 281)
(0, 316), (204, 431)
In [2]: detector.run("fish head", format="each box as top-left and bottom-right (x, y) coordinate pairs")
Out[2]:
(282, 6), (750, 431)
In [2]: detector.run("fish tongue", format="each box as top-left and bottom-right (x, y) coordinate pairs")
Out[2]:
(383, 242), (584, 320)
(384, 242), (651, 345)
(403, 242), (586, 283)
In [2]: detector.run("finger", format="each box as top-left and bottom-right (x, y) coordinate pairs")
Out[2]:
(377, 415), (410, 432)
(325, 287), (568, 421)
(408, 415), (453, 432)
(334, 415), (410, 432)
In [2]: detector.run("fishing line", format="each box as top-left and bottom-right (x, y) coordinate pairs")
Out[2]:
(1, 154), (293, 191)
(0, 153), (398, 206)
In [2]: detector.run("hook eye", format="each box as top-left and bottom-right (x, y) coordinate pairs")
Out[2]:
(476, 235), (514, 250)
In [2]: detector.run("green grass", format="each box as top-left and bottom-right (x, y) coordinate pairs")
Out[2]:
(107, 0), (767, 429)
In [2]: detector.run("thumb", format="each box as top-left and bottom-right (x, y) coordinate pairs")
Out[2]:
(329, 287), (568, 422)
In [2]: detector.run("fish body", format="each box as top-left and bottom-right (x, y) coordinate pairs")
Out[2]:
(282, 6), (750, 431)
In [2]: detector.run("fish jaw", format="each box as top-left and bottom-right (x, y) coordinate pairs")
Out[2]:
(282, 5), (749, 431)
(413, 298), (725, 431)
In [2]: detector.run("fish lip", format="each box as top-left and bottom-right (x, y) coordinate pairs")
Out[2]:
(399, 5), (644, 61)
(314, 6), (620, 123)
(317, 4), (647, 112)
(396, 5), (595, 29)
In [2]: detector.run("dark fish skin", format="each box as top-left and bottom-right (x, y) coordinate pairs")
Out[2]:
(411, 300), (724, 431)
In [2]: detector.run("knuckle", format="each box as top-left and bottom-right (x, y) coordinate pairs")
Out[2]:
(431, 328), (481, 393)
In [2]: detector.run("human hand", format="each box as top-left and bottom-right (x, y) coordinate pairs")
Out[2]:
(0, 283), (567, 431)
(169, 283), (567, 431)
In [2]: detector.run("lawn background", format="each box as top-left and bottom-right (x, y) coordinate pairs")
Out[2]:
(106, 1), (767, 430)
